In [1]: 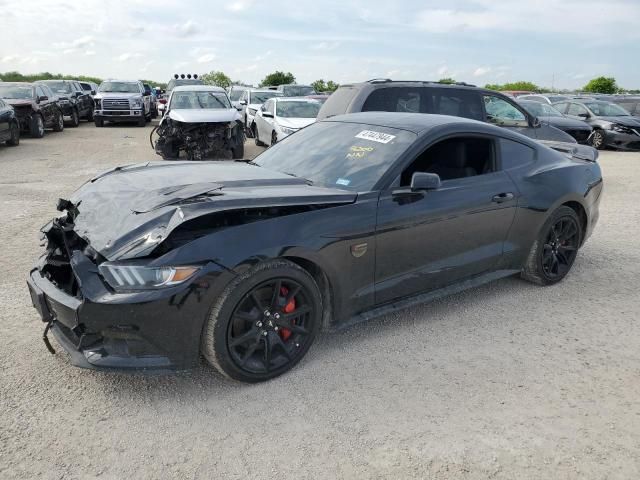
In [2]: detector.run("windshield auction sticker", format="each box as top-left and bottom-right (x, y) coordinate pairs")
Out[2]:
(355, 130), (396, 144)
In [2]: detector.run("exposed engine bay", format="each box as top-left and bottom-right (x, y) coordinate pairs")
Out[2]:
(152, 117), (245, 161)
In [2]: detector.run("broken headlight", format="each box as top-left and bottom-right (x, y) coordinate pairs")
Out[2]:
(98, 262), (200, 291)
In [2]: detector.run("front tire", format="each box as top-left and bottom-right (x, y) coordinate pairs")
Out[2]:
(6, 122), (19, 146)
(521, 206), (582, 286)
(68, 108), (80, 127)
(271, 131), (277, 146)
(202, 260), (322, 382)
(590, 129), (605, 150)
(52, 110), (64, 132)
(254, 125), (265, 146)
(29, 114), (44, 138)
(94, 118), (104, 127)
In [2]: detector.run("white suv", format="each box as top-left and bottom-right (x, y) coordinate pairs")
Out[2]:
(237, 89), (282, 137)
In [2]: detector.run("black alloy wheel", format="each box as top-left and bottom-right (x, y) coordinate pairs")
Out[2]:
(6, 122), (19, 146)
(271, 131), (277, 146)
(202, 260), (321, 382)
(69, 108), (80, 127)
(53, 111), (64, 132)
(591, 129), (605, 149)
(541, 216), (580, 280)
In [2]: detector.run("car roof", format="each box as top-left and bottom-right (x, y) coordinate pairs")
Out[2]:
(0, 82), (34, 87)
(273, 97), (319, 103)
(250, 88), (282, 93)
(324, 112), (483, 134)
(341, 79), (480, 91)
(172, 85), (225, 92)
(103, 79), (140, 83)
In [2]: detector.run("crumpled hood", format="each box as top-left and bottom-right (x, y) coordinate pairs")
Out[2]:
(276, 117), (316, 130)
(5, 99), (33, 107)
(63, 162), (356, 260)
(167, 108), (241, 123)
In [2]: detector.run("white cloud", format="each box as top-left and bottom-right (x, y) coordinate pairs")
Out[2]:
(473, 66), (491, 77)
(311, 42), (340, 51)
(253, 50), (272, 62)
(84, 50), (96, 56)
(1, 55), (19, 63)
(116, 53), (143, 62)
(197, 54), (216, 63)
(226, 1), (253, 12)
(174, 20), (199, 37)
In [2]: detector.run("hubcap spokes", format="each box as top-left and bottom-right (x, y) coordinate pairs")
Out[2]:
(542, 218), (579, 278)
(227, 279), (312, 374)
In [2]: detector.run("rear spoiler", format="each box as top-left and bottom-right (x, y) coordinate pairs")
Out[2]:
(540, 140), (599, 162)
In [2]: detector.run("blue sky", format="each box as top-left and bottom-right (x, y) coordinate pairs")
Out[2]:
(1, 0), (639, 89)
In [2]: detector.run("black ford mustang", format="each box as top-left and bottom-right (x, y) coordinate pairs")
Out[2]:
(27, 113), (603, 382)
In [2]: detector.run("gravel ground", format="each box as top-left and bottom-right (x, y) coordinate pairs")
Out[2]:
(1, 121), (639, 480)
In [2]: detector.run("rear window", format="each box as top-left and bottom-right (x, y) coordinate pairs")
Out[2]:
(362, 86), (483, 121)
(317, 86), (358, 119)
(500, 138), (535, 169)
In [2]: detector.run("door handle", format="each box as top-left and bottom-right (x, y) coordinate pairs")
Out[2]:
(492, 192), (514, 203)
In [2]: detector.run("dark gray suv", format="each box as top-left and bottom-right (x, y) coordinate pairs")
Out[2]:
(317, 79), (576, 143)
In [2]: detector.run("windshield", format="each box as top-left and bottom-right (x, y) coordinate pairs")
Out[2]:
(41, 81), (72, 94)
(229, 89), (246, 101)
(99, 82), (139, 93)
(584, 102), (630, 116)
(170, 91), (231, 109)
(251, 91), (281, 104)
(254, 122), (416, 191)
(0, 85), (33, 99)
(282, 85), (316, 96)
(521, 102), (563, 117)
(276, 101), (321, 118)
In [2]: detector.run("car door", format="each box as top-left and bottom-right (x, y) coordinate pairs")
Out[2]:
(35, 85), (53, 125)
(566, 103), (591, 123)
(0, 99), (9, 140)
(374, 134), (518, 304)
(260, 99), (275, 140)
(74, 82), (90, 115)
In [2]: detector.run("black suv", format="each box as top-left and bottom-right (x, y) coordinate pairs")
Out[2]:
(317, 79), (575, 143)
(0, 82), (64, 137)
(0, 98), (20, 146)
(35, 80), (93, 126)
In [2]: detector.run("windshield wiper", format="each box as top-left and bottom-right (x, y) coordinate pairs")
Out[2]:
(282, 171), (313, 185)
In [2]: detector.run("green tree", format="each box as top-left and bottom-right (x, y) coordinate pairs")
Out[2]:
(201, 70), (232, 89)
(311, 79), (339, 93)
(0, 71), (166, 88)
(484, 81), (540, 92)
(259, 71), (295, 87)
(583, 76), (618, 94)
(438, 77), (456, 84)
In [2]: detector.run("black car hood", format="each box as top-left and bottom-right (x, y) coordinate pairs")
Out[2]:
(60, 161), (356, 260)
(540, 116), (591, 129)
(597, 116), (640, 127)
(4, 99), (33, 107)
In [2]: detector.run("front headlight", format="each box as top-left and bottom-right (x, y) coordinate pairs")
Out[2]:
(280, 126), (298, 135)
(98, 262), (200, 291)
(611, 124), (633, 134)
(130, 97), (143, 108)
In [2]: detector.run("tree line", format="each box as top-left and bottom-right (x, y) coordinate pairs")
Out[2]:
(0, 71), (167, 89)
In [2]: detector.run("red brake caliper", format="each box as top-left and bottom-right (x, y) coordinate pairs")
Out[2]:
(279, 286), (295, 341)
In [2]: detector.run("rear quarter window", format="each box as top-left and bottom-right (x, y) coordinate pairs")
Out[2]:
(317, 86), (358, 119)
(500, 138), (535, 170)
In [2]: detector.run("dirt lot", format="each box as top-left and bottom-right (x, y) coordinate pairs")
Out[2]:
(1, 121), (639, 480)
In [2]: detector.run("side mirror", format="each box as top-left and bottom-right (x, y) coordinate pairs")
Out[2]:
(90, 90), (96, 95)
(578, 112), (590, 119)
(75, 91), (82, 97)
(262, 111), (273, 118)
(239, 100), (247, 106)
(532, 116), (542, 128)
(37, 95), (48, 102)
(410, 172), (441, 191)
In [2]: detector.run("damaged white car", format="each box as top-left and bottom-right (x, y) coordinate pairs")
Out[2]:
(152, 85), (245, 160)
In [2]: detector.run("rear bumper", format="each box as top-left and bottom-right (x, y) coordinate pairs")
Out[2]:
(603, 130), (640, 151)
(26, 254), (232, 372)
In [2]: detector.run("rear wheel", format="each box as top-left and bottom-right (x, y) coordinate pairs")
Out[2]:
(6, 122), (19, 146)
(86, 108), (94, 121)
(137, 115), (146, 127)
(522, 206), (582, 285)
(202, 260), (322, 382)
(254, 125), (265, 146)
(590, 129), (605, 150)
(94, 118), (104, 127)
(29, 114), (44, 138)
(232, 141), (244, 159)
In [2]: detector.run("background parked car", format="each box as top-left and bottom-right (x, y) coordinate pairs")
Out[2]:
(0, 98), (20, 146)
(552, 99), (640, 150)
(0, 82), (64, 137)
(275, 84), (316, 97)
(238, 88), (283, 137)
(318, 79), (576, 143)
(36, 80), (93, 126)
(228, 85), (251, 110)
(305, 94), (330, 104)
(518, 94), (570, 104)
(78, 81), (99, 98)
(93, 80), (151, 127)
(166, 74), (203, 94)
(143, 83), (158, 118)
(518, 100), (592, 144)
(607, 96), (640, 118)
(254, 97), (321, 146)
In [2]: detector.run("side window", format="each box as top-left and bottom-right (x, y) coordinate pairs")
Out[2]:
(500, 138), (535, 170)
(36, 86), (46, 98)
(553, 102), (568, 113)
(0, 99), (5, 107)
(267, 100), (275, 114)
(318, 86), (357, 118)
(362, 87), (424, 113)
(483, 95), (527, 125)
(431, 89), (483, 121)
(567, 103), (588, 116)
(399, 136), (495, 185)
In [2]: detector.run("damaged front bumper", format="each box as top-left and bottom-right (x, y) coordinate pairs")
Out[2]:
(27, 248), (231, 372)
